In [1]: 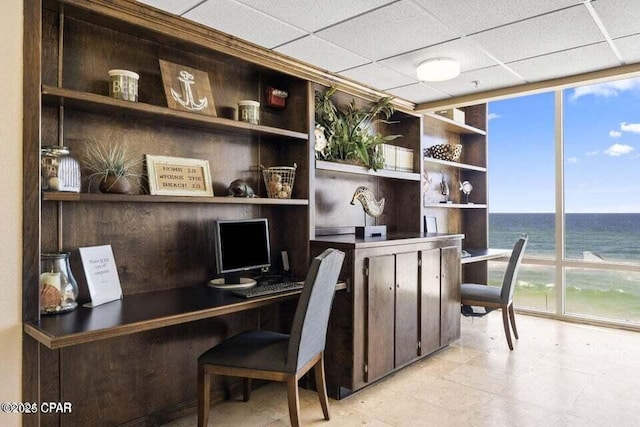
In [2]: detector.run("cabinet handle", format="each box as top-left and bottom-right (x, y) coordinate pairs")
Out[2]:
(435, 275), (439, 279)
(396, 284), (400, 288)
(389, 286), (393, 291)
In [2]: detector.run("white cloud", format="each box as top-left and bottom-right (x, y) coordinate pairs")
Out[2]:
(567, 157), (578, 164)
(620, 122), (640, 133)
(570, 77), (640, 100)
(586, 150), (599, 156)
(609, 130), (622, 138)
(487, 113), (501, 121)
(604, 143), (634, 156)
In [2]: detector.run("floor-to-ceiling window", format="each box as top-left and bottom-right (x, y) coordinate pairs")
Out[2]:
(563, 78), (640, 323)
(488, 76), (640, 327)
(488, 92), (556, 312)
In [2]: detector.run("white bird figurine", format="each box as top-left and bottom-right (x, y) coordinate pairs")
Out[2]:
(350, 186), (385, 218)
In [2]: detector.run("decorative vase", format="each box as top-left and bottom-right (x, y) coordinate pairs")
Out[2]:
(40, 252), (78, 315)
(99, 175), (132, 194)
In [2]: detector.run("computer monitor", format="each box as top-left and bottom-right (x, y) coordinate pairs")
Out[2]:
(209, 218), (271, 289)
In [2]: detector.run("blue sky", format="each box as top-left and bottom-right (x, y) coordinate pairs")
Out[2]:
(488, 77), (640, 213)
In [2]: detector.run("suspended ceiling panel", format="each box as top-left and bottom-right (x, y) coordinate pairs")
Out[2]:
(137, 0), (637, 105)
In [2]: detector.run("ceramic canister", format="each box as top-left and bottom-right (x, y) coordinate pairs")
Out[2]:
(108, 69), (139, 102)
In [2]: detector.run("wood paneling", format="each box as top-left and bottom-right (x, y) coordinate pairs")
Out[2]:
(441, 245), (461, 344)
(365, 255), (394, 383)
(420, 249), (441, 355)
(394, 252), (418, 367)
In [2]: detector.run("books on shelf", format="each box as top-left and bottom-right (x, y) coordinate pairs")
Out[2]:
(381, 144), (414, 173)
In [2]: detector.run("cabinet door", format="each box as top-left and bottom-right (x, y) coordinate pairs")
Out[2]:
(420, 248), (441, 355)
(366, 255), (395, 383)
(440, 245), (461, 345)
(395, 252), (419, 367)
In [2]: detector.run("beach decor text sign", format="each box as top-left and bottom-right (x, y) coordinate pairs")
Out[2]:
(146, 155), (213, 196)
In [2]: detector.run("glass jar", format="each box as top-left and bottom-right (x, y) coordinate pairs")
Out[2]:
(40, 252), (79, 315)
(41, 146), (81, 192)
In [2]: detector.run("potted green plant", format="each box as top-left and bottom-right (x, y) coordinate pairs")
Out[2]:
(82, 140), (143, 194)
(314, 86), (401, 170)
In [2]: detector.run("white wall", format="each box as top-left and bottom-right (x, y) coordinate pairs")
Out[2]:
(0, 0), (23, 426)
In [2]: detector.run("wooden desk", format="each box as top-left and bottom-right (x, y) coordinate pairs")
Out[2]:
(25, 283), (347, 349)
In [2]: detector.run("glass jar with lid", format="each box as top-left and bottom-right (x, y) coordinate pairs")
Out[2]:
(41, 146), (81, 192)
(40, 252), (79, 315)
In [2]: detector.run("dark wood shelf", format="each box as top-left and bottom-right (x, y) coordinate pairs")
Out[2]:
(423, 112), (486, 135)
(24, 282), (347, 349)
(423, 157), (487, 172)
(316, 160), (420, 181)
(42, 86), (309, 141)
(42, 192), (309, 205)
(461, 248), (511, 264)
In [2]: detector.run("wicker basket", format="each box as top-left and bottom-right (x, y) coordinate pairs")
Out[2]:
(261, 163), (297, 199)
(424, 144), (462, 162)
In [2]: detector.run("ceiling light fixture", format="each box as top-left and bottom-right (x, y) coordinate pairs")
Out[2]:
(416, 57), (460, 82)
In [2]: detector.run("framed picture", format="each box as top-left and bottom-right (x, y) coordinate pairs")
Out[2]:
(424, 215), (438, 234)
(159, 59), (217, 116)
(146, 155), (213, 197)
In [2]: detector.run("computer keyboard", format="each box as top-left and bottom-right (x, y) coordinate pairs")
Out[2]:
(232, 281), (304, 298)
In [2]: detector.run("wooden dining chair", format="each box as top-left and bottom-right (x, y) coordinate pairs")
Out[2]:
(460, 235), (528, 350)
(197, 248), (345, 427)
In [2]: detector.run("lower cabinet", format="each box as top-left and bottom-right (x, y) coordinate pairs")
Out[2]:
(311, 234), (462, 399)
(365, 252), (419, 383)
(420, 246), (462, 356)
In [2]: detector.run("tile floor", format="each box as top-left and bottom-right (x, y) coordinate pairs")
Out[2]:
(165, 312), (640, 426)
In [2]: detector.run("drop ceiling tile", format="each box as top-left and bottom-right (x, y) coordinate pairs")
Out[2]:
(338, 63), (417, 91)
(136, 0), (202, 15)
(508, 43), (620, 82)
(276, 36), (369, 72)
(317, 1), (457, 61)
(235, 0), (395, 32)
(592, 0), (640, 38)
(614, 33), (640, 63)
(380, 38), (498, 80)
(183, 0), (306, 49)
(467, 5), (604, 63)
(427, 65), (525, 96)
(386, 83), (448, 104)
(413, 0), (582, 36)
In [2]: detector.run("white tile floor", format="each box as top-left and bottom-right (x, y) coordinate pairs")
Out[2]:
(166, 312), (640, 426)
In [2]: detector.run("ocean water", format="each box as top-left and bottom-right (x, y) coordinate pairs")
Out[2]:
(488, 213), (640, 322)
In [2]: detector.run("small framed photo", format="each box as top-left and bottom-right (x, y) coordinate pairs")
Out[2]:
(159, 59), (217, 116)
(146, 155), (213, 197)
(424, 215), (438, 234)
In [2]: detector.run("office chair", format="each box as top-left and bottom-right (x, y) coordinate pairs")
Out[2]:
(460, 235), (528, 350)
(197, 248), (345, 427)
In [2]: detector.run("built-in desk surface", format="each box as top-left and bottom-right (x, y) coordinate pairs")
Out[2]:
(462, 248), (511, 264)
(25, 283), (346, 349)
(312, 232), (465, 249)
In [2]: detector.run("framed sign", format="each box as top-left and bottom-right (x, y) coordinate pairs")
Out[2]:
(159, 59), (217, 116)
(146, 155), (213, 197)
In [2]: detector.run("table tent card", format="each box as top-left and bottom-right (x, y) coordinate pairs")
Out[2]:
(79, 245), (123, 307)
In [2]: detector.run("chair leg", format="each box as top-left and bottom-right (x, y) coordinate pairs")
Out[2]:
(501, 306), (514, 350)
(508, 303), (519, 340)
(243, 378), (252, 402)
(314, 354), (330, 420)
(198, 363), (210, 427)
(286, 376), (301, 427)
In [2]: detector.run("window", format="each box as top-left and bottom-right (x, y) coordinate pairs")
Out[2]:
(488, 77), (640, 327)
(488, 92), (556, 309)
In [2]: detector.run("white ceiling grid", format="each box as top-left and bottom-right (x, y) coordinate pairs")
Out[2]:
(138, 0), (640, 104)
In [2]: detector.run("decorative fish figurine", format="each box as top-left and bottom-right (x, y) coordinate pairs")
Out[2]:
(350, 186), (385, 218)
